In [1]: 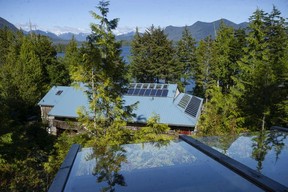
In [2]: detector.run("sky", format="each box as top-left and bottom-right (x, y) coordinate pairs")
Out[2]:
(1, 0), (288, 35)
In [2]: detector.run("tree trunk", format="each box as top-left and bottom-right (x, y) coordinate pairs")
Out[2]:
(261, 114), (265, 131)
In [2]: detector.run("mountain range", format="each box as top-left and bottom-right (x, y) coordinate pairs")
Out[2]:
(0, 17), (248, 44)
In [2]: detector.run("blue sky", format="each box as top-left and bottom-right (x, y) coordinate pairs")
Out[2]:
(1, 0), (287, 35)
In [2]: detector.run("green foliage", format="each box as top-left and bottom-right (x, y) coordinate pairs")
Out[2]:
(212, 22), (237, 93)
(0, 122), (55, 191)
(70, 0), (130, 141)
(54, 43), (66, 53)
(175, 26), (197, 92)
(197, 85), (245, 136)
(0, 27), (17, 67)
(235, 8), (288, 130)
(0, 27), (72, 191)
(0, 30), (69, 121)
(193, 36), (214, 98)
(132, 115), (174, 143)
(44, 131), (87, 177)
(196, 10), (288, 134)
(130, 25), (177, 83)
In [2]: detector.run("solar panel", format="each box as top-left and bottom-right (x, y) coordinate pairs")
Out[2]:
(133, 89), (140, 95)
(139, 89), (146, 96)
(156, 89), (163, 96)
(161, 89), (168, 97)
(178, 94), (191, 109)
(136, 84), (142, 89)
(150, 89), (157, 96)
(129, 84), (136, 88)
(125, 83), (170, 97)
(127, 89), (134, 95)
(185, 96), (202, 118)
(144, 89), (152, 96)
(142, 84), (149, 89)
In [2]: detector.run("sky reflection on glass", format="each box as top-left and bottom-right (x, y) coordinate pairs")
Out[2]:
(64, 140), (263, 192)
(198, 130), (288, 187)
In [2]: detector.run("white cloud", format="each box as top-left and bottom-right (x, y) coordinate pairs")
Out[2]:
(50, 26), (91, 35)
(112, 26), (146, 35)
(16, 22), (144, 36)
(16, 22), (38, 31)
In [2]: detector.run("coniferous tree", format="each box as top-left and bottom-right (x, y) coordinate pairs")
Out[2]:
(64, 36), (81, 80)
(0, 28), (16, 67)
(193, 36), (214, 98)
(130, 28), (154, 82)
(235, 8), (288, 130)
(175, 26), (197, 92)
(196, 23), (247, 135)
(212, 22), (236, 93)
(70, 0), (130, 140)
(16, 36), (44, 106)
(130, 26), (177, 83)
(264, 6), (288, 127)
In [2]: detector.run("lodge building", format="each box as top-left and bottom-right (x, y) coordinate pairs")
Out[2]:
(38, 83), (203, 135)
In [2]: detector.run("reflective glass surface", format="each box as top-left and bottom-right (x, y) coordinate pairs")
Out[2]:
(64, 140), (262, 192)
(198, 130), (288, 187)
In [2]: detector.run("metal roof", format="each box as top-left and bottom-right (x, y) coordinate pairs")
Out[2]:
(38, 84), (203, 127)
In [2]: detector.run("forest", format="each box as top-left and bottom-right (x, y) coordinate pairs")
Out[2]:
(0, 0), (287, 191)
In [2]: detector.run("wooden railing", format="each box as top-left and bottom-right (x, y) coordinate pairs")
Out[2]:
(53, 120), (80, 130)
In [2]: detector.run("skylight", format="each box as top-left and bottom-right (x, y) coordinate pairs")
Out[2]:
(55, 90), (63, 95)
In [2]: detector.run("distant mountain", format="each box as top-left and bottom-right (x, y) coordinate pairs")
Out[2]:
(27, 30), (61, 40)
(0, 17), (18, 32)
(58, 32), (89, 42)
(0, 17), (249, 44)
(164, 19), (249, 42)
(116, 31), (137, 42)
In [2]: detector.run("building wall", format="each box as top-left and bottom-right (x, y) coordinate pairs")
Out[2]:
(40, 106), (53, 122)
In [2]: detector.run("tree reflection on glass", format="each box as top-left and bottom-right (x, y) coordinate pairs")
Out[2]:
(251, 131), (270, 172)
(266, 130), (287, 161)
(88, 145), (127, 192)
(251, 130), (287, 172)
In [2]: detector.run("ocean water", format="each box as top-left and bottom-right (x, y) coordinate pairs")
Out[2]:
(121, 45), (131, 64)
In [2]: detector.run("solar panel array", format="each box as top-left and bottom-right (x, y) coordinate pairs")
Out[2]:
(184, 96), (202, 118)
(125, 83), (169, 97)
(178, 94), (191, 109)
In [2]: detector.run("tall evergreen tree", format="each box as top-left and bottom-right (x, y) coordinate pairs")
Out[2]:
(175, 26), (197, 91)
(235, 8), (288, 130)
(16, 36), (44, 107)
(130, 25), (177, 83)
(193, 36), (214, 98)
(130, 28), (154, 82)
(196, 23), (247, 135)
(0, 28), (16, 67)
(70, 0), (130, 139)
(212, 21), (236, 93)
(64, 36), (81, 80)
(264, 6), (288, 127)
